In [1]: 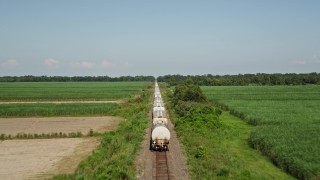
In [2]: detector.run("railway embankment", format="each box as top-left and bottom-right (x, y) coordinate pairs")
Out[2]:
(162, 80), (294, 179)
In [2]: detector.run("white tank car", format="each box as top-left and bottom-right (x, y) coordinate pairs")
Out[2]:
(153, 106), (165, 111)
(153, 109), (166, 118)
(153, 118), (168, 126)
(151, 125), (170, 151)
(153, 101), (164, 107)
(154, 97), (162, 104)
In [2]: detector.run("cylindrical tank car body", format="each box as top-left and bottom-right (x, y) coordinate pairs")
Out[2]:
(151, 125), (170, 151)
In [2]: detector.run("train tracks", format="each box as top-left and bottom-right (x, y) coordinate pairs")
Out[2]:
(154, 151), (171, 180)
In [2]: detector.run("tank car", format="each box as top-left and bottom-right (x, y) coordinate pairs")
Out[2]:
(153, 101), (164, 107)
(153, 117), (168, 126)
(153, 107), (166, 118)
(150, 125), (170, 151)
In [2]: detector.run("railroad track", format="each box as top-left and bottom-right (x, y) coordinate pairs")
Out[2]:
(155, 151), (171, 180)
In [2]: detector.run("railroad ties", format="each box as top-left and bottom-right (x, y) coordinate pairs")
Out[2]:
(155, 152), (171, 180)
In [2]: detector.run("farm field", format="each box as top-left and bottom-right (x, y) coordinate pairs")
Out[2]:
(0, 82), (151, 117)
(0, 82), (150, 101)
(202, 85), (320, 179)
(0, 115), (121, 179)
(0, 81), (151, 179)
(163, 84), (292, 179)
(0, 116), (121, 136)
(0, 103), (117, 117)
(0, 138), (99, 180)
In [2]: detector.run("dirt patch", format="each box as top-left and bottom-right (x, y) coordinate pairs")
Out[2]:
(135, 111), (190, 180)
(0, 116), (122, 135)
(0, 138), (99, 180)
(45, 137), (100, 178)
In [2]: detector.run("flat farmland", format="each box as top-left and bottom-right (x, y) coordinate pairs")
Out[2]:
(0, 103), (117, 117)
(0, 82), (151, 117)
(0, 138), (99, 180)
(0, 81), (149, 179)
(0, 115), (122, 179)
(0, 116), (122, 136)
(202, 85), (320, 179)
(0, 82), (150, 101)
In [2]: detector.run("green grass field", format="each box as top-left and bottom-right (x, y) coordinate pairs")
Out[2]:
(182, 112), (293, 179)
(0, 103), (118, 117)
(0, 82), (150, 101)
(202, 85), (320, 179)
(0, 82), (150, 117)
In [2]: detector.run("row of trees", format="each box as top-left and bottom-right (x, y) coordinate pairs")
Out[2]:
(2, 73), (320, 85)
(158, 73), (320, 86)
(0, 75), (155, 82)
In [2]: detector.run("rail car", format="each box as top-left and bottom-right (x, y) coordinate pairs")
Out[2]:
(150, 82), (170, 151)
(153, 108), (166, 118)
(151, 125), (170, 151)
(153, 117), (168, 126)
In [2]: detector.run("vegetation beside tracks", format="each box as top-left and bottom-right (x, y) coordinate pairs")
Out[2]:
(162, 81), (293, 179)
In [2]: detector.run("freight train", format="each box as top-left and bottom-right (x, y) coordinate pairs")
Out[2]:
(150, 82), (170, 151)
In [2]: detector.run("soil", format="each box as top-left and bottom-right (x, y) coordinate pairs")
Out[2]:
(0, 116), (122, 135)
(135, 112), (190, 180)
(0, 138), (99, 180)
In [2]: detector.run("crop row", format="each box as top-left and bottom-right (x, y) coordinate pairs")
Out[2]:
(0, 103), (118, 117)
(202, 85), (320, 179)
(0, 82), (150, 100)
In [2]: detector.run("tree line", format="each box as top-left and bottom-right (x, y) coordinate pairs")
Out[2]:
(0, 75), (155, 82)
(157, 73), (320, 86)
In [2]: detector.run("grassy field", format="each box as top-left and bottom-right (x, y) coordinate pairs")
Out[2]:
(0, 103), (117, 117)
(202, 85), (320, 179)
(163, 85), (292, 179)
(0, 82), (150, 101)
(0, 82), (150, 117)
(180, 112), (293, 179)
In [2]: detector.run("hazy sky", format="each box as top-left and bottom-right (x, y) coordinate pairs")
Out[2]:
(1, 0), (320, 77)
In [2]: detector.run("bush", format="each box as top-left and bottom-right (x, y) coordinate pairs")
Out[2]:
(172, 79), (207, 105)
(174, 102), (221, 130)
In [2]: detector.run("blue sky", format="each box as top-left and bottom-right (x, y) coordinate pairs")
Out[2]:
(0, 0), (319, 76)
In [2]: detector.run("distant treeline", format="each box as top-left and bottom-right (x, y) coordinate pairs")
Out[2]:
(0, 75), (155, 82)
(157, 73), (320, 86)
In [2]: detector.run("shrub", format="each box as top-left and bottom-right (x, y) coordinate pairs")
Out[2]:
(172, 79), (207, 105)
